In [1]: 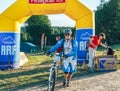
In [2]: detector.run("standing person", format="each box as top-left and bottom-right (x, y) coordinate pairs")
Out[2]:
(55, 35), (62, 53)
(89, 33), (108, 73)
(56, 35), (61, 42)
(55, 35), (63, 67)
(47, 29), (78, 87)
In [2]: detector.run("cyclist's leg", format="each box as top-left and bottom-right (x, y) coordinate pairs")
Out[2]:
(66, 64), (72, 80)
(62, 60), (70, 86)
(62, 60), (69, 72)
(66, 73), (72, 87)
(63, 72), (68, 86)
(66, 60), (77, 86)
(67, 64), (73, 86)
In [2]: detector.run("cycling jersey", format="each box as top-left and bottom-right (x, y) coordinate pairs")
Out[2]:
(49, 38), (78, 58)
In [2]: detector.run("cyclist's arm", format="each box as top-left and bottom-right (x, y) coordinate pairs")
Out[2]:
(49, 39), (63, 53)
(65, 40), (78, 57)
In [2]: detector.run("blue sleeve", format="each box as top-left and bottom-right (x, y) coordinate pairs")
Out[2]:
(49, 39), (63, 53)
(66, 40), (78, 57)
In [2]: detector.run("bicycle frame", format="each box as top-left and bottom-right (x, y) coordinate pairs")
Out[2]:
(48, 53), (60, 91)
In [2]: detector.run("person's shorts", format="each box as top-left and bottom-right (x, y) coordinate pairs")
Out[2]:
(62, 59), (77, 73)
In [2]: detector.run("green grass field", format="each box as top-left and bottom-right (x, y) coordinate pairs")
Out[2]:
(0, 44), (120, 91)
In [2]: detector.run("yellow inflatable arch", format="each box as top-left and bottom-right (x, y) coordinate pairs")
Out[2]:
(0, 0), (94, 69)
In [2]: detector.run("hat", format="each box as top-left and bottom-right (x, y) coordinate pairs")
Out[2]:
(99, 33), (106, 39)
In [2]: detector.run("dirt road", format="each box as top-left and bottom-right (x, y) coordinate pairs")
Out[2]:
(19, 70), (120, 91)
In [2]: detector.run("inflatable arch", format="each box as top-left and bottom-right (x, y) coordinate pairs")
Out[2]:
(0, 0), (94, 69)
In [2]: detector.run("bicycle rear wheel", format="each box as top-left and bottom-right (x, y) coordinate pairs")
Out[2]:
(48, 68), (56, 91)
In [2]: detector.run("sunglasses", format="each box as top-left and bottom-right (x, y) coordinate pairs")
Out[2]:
(65, 34), (71, 36)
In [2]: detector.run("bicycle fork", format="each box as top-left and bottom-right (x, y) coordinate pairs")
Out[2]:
(48, 66), (57, 91)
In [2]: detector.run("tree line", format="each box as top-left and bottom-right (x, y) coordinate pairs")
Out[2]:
(95, 0), (120, 45)
(21, 15), (75, 47)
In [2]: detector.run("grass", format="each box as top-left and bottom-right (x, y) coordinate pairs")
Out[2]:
(0, 55), (53, 91)
(0, 44), (120, 91)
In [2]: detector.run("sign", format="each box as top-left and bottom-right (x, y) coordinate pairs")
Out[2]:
(29, 0), (66, 4)
(97, 55), (117, 71)
(1, 36), (16, 55)
(76, 29), (93, 63)
(0, 33), (20, 70)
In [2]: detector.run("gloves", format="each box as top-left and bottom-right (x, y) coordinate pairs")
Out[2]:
(46, 51), (51, 56)
(64, 54), (69, 58)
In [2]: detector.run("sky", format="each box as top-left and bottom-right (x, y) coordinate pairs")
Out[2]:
(0, 0), (101, 27)
(48, 0), (100, 27)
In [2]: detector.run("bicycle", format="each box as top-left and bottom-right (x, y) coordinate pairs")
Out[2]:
(48, 53), (61, 91)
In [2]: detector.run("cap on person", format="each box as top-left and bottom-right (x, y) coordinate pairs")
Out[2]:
(99, 32), (106, 39)
(64, 29), (72, 34)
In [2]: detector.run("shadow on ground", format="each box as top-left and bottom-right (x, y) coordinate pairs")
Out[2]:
(0, 60), (118, 91)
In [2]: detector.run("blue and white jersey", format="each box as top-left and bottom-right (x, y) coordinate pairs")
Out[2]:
(49, 38), (78, 59)
(64, 39), (73, 61)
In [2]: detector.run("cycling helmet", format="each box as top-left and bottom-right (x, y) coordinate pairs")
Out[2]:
(64, 29), (72, 34)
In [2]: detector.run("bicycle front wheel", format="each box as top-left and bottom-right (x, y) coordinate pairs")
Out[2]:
(48, 68), (56, 91)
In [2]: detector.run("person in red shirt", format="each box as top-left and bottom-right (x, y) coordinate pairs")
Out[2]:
(55, 35), (63, 67)
(88, 33), (108, 73)
(55, 35), (62, 53)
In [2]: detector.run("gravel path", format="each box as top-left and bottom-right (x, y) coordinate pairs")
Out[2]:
(19, 70), (120, 91)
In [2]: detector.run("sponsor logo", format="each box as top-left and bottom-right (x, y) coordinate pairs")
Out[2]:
(2, 36), (15, 44)
(1, 36), (16, 55)
(80, 32), (90, 40)
(29, 0), (65, 4)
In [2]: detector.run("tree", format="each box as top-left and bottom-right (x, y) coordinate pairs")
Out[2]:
(95, 0), (120, 45)
(26, 15), (52, 45)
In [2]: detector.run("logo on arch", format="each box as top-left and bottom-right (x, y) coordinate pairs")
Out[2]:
(29, 0), (66, 4)
(80, 32), (90, 40)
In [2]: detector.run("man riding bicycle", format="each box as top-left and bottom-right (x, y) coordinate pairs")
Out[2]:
(47, 29), (78, 87)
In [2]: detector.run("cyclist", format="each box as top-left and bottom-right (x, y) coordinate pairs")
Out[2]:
(88, 33), (108, 73)
(47, 29), (78, 87)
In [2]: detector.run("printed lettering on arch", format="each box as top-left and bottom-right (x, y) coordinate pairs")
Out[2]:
(29, 0), (66, 4)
